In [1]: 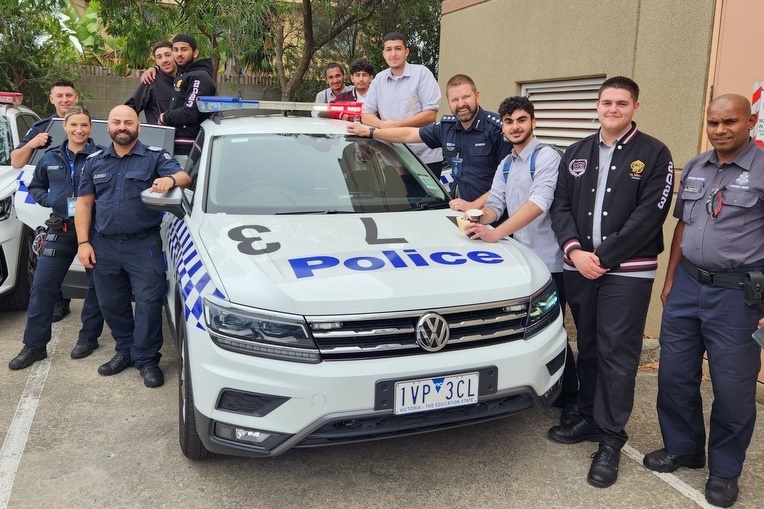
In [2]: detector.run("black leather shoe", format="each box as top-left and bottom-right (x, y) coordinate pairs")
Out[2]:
(705, 476), (739, 508)
(70, 339), (99, 359)
(52, 302), (71, 322)
(98, 354), (133, 376)
(643, 448), (705, 473)
(560, 403), (581, 426)
(140, 364), (164, 388)
(587, 444), (621, 488)
(548, 415), (599, 444)
(9, 346), (47, 370)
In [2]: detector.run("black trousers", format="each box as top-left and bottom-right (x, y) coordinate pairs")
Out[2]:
(565, 271), (654, 448)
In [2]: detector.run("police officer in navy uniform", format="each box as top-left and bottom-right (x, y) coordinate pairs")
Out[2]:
(8, 106), (104, 370)
(11, 79), (80, 321)
(643, 94), (764, 508)
(76, 105), (190, 388)
(347, 73), (511, 204)
(10, 79), (79, 169)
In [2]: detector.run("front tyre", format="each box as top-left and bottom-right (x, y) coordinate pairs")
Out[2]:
(178, 320), (210, 459)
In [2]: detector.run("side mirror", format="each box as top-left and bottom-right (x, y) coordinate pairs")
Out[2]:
(141, 186), (186, 219)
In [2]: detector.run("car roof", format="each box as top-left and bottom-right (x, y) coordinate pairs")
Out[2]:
(203, 115), (353, 136)
(0, 103), (37, 117)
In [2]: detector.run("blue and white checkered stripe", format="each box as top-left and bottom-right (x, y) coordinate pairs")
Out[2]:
(440, 170), (454, 194)
(15, 169), (36, 205)
(166, 217), (225, 331)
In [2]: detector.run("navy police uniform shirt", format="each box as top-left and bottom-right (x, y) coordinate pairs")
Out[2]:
(79, 140), (182, 235)
(28, 138), (100, 218)
(419, 107), (511, 202)
(16, 115), (55, 149)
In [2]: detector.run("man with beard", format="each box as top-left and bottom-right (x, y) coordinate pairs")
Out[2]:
(158, 34), (216, 157)
(312, 62), (353, 118)
(348, 74), (510, 203)
(75, 105), (190, 388)
(125, 40), (177, 124)
(462, 96), (576, 425)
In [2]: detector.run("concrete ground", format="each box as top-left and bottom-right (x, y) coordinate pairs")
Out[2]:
(1, 301), (763, 509)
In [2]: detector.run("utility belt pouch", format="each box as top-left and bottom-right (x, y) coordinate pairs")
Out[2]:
(44, 215), (65, 230)
(744, 271), (764, 305)
(41, 248), (56, 258)
(44, 233), (58, 242)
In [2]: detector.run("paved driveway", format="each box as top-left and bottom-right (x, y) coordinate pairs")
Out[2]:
(1, 302), (762, 509)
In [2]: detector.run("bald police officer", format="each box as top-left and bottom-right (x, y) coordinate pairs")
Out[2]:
(76, 105), (190, 388)
(643, 94), (764, 508)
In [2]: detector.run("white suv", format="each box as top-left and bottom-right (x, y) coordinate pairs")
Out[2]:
(143, 98), (568, 459)
(0, 92), (40, 311)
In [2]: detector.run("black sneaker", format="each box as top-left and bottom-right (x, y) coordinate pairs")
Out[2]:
(9, 346), (47, 370)
(52, 302), (71, 322)
(71, 339), (99, 359)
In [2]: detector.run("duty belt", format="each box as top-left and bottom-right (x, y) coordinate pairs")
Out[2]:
(680, 257), (745, 290)
(101, 226), (160, 241)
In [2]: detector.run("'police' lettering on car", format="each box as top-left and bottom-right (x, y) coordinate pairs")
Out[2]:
(289, 248), (505, 279)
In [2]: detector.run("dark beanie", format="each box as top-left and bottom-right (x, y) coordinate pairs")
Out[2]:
(172, 34), (197, 50)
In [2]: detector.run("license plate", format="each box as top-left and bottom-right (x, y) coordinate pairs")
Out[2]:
(394, 372), (479, 415)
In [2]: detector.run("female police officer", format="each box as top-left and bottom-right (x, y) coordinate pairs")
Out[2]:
(9, 106), (104, 370)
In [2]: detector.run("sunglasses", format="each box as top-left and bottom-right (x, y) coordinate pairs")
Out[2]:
(705, 186), (726, 219)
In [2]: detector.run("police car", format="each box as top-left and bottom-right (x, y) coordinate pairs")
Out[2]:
(0, 92), (40, 311)
(143, 97), (567, 459)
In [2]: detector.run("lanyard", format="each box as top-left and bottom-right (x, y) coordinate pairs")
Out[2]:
(65, 146), (76, 197)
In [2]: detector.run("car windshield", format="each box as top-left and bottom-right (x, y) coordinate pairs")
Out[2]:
(205, 134), (449, 214)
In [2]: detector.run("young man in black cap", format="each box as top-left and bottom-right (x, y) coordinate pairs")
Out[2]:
(158, 34), (216, 156)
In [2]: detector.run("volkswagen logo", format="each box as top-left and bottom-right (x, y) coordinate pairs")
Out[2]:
(415, 313), (450, 352)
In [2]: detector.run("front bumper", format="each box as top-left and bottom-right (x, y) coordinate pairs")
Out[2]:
(187, 314), (567, 458)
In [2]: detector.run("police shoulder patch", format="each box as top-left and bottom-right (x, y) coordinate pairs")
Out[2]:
(485, 114), (502, 127)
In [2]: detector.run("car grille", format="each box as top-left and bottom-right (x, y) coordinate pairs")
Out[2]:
(307, 298), (533, 360)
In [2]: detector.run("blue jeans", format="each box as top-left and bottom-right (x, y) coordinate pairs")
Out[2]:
(23, 227), (104, 350)
(91, 231), (166, 368)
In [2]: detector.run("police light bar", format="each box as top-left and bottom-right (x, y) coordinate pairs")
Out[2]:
(0, 92), (23, 105)
(197, 96), (362, 117)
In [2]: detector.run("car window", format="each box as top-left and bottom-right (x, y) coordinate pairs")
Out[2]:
(205, 134), (448, 215)
(0, 116), (11, 165)
(29, 119), (175, 166)
(15, 113), (38, 139)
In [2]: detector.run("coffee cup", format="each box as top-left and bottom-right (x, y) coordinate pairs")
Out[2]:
(466, 209), (483, 223)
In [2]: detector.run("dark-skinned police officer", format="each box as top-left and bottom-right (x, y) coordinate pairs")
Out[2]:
(9, 106), (104, 370)
(643, 94), (764, 509)
(76, 105), (190, 388)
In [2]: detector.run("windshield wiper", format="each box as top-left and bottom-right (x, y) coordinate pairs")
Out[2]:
(402, 202), (450, 211)
(275, 209), (355, 215)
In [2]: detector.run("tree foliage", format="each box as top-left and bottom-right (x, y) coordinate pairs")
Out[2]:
(0, 0), (81, 115)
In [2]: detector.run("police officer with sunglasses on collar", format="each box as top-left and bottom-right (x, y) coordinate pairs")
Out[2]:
(642, 94), (764, 508)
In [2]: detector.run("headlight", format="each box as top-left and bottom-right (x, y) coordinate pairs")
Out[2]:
(0, 196), (12, 221)
(204, 295), (320, 363)
(524, 278), (561, 338)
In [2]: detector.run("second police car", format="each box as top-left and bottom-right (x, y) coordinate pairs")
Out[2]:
(143, 97), (568, 459)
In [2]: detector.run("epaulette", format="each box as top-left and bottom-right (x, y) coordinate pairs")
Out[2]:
(440, 115), (458, 123)
(146, 145), (164, 152)
(86, 150), (103, 159)
(484, 113), (503, 128)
